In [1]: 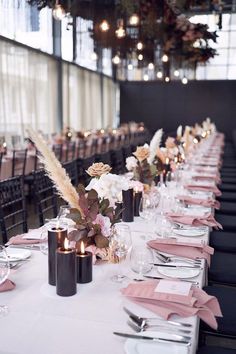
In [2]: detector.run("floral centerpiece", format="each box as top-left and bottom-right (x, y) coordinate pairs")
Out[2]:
(126, 144), (157, 187)
(28, 129), (127, 262)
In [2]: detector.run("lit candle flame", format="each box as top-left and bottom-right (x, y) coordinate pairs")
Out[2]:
(81, 241), (85, 254)
(64, 238), (69, 250)
(134, 186), (139, 193)
(165, 157), (169, 164)
(3, 142), (7, 148)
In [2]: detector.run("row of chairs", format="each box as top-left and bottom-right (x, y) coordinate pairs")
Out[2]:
(0, 142), (140, 244)
(197, 134), (236, 353)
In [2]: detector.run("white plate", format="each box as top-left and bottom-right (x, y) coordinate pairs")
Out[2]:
(157, 261), (200, 279)
(124, 331), (189, 354)
(173, 229), (206, 237)
(3, 248), (32, 262)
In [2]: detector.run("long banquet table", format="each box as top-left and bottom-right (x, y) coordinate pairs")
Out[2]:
(0, 132), (222, 354)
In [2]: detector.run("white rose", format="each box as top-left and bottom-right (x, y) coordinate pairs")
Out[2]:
(126, 156), (138, 171)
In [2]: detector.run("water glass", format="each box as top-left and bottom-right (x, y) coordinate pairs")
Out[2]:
(130, 246), (153, 279)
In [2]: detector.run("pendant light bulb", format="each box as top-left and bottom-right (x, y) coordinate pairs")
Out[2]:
(128, 64), (133, 70)
(52, 1), (66, 21)
(100, 20), (110, 32)
(162, 54), (169, 62)
(129, 13), (139, 26)
(143, 74), (149, 81)
(157, 71), (163, 79)
(174, 70), (180, 77)
(112, 55), (121, 65)
(137, 42), (143, 50)
(138, 54), (143, 61)
(148, 63), (154, 70)
(165, 76), (170, 82)
(182, 77), (188, 85)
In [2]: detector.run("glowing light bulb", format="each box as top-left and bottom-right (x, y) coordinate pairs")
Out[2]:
(143, 74), (149, 81)
(157, 71), (163, 79)
(162, 54), (169, 62)
(91, 52), (98, 61)
(174, 70), (180, 77)
(137, 42), (143, 50)
(138, 54), (143, 61)
(112, 55), (120, 65)
(148, 63), (154, 70)
(52, 3), (66, 21)
(182, 77), (188, 85)
(115, 20), (126, 38)
(129, 13), (139, 26)
(165, 76), (170, 82)
(100, 20), (109, 32)
(128, 64), (133, 70)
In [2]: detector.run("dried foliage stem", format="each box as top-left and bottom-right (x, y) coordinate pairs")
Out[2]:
(28, 127), (84, 217)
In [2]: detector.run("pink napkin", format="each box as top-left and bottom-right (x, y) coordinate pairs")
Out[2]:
(177, 195), (220, 210)
(166, 212), (222, 230)
(192, 175), (221, 185)
(147, 238), (214, 265)
(121, 280), (222, 330)
(0, 279), (15, 292)
(185, 184), (222, 197)
(7, 234), (41, 246)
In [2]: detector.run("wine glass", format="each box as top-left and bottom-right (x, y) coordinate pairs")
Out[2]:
(139, 194), (155, 221)
(130, 246), (154, 280)
(0, 246), (10, 316)
(110, 224), (132, 283)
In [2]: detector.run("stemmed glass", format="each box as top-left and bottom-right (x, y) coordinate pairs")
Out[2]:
(139, 194), (155, 221)
(110, 224), (132, 283)
(0, 246), (10, 316)
(130, 246), (154, 280)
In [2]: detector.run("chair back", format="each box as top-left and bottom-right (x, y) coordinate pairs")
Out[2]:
(63, 160), (78, 186)
(33, 170), (58, 226)
(12, 148), (28, 177)
(52, 144), (63, 162)
(0, 176), (27, 244)
(65, 142), (76, 162)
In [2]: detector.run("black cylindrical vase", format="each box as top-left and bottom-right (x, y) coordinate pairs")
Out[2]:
(48, 227), (67, 286)
(134, 192), (142, 216)
(76, 251), (93, 284)
(122, 189), (134, 222)
(56, 247), (77, 297)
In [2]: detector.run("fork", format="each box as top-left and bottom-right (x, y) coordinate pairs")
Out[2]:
(127, 319), (192, 342)
(155, 250), (202, 265)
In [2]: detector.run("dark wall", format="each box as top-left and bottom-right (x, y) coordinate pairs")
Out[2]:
(120, 80), (236, 138)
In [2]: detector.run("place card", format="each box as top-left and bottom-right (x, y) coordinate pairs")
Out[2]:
(154, 279), (192, 297)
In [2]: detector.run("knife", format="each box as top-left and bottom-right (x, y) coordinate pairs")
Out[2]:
(152, 263), (202, 269)
(143, 275), (199, 285)
(113, 332), (191, 345)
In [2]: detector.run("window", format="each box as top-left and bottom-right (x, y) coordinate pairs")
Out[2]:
(190, 13), (236, 79)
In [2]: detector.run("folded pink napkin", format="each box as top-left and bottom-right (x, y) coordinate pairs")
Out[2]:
(147, 237), (214, 265)
(0, 279), (15, 292)
(185, 184), (222, 197)
(192, 175), (221, 185)
(177, 195), (220, 210)
(166, 212), (222, 230)
(121, 280), (222, 329)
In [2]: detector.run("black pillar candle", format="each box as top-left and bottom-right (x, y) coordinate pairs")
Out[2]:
(122, 188), (134, 222)
(48, 226), (67, 286)
(133, 191), (142, 216)
(56, 244), (77, 297)
(76, 245), (93, 284)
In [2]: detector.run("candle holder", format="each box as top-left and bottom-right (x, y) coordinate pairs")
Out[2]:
(56, 245), (77, 297)
(133, 191), (142, 216)
(76, 250), (93, 284)
(48, 226), (67, 286)
(122, 189), (134, 222)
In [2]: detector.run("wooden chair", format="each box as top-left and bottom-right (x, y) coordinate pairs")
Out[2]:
(0, 176), (27, 244)
(33, 169), (58, 226)
(52, 144), (63, 162)
(12, 148), (28, 177)
(63, 160), (78, 186)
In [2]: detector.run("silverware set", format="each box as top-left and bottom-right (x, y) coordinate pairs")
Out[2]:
(113, 307), (192, 346)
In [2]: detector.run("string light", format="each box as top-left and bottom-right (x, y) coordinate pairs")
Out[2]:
(52, 1), (66, 20)
(112, 55), (120, 65)
(162, 54), (169, 62)
(157, 71), (163, 79)
(138, 54), (143, 61)
(129, 13), (139, 26)
(174, 70), (180, 77)
(182, 77), (188, 84)
(148, 63), (154, 70)
(165, 76), (170, 82)
(137, 42), (143, 50)
(100, 19), (109, 32)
